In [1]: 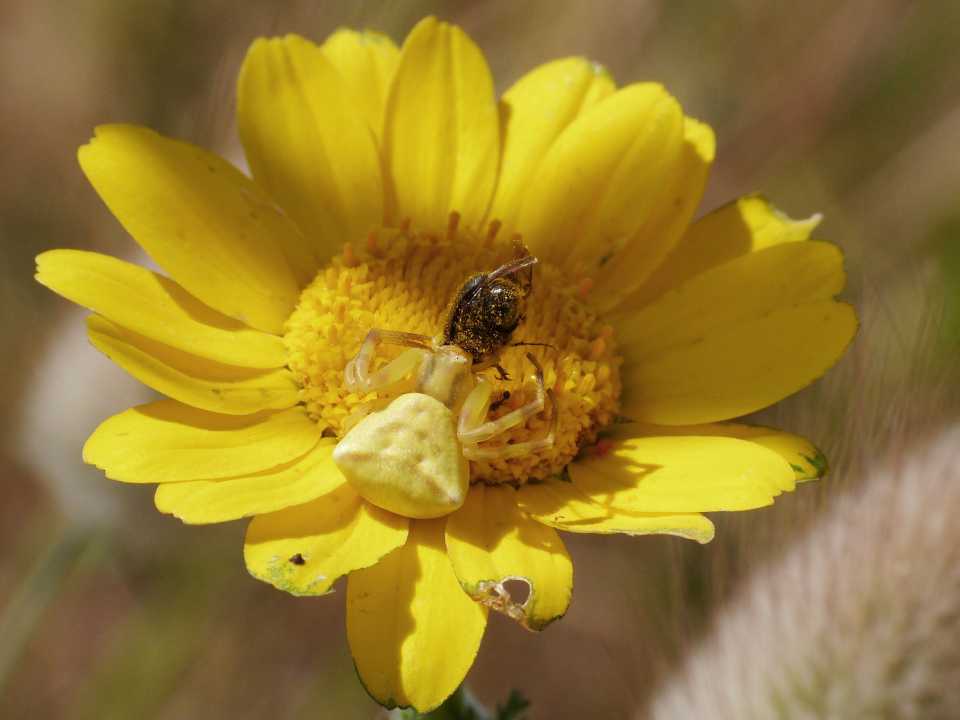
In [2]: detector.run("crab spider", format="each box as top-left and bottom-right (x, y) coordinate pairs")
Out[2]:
(332, 253), (557, 519)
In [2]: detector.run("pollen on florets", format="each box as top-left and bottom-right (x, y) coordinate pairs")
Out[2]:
(283, 223), (622, 485)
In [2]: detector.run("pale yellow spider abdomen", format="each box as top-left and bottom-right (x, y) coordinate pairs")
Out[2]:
(333, 392), (469, 519)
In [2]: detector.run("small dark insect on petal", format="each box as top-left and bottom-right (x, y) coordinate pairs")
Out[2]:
(490, 390), (511, 412)
(289, 553), (306, 566)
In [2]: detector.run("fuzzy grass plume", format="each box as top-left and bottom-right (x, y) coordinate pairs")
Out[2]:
(649, 414), (960, 719)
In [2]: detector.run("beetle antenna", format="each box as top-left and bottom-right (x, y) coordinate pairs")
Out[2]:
(511, 341), (556, 351)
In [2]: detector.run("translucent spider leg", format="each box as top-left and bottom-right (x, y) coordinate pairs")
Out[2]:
(459, 353), (557, 461)
(342, 330), (434, 432)
(462, 390), (557, 461)
(344, 329), (432, 394)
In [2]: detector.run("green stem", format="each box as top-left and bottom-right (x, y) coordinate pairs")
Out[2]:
(0, 524), (100, 697)
(392, 686), (529, 720)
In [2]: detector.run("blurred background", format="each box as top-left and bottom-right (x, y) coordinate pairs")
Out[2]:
(2, 1), (959, 718)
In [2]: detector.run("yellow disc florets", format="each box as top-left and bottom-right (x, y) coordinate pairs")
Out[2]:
(284, 224), (622, 485)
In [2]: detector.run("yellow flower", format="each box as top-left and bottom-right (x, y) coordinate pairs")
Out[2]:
(35, 17), (855, 713)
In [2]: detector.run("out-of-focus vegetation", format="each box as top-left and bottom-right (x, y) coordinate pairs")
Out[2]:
(1, 1), (958, 718)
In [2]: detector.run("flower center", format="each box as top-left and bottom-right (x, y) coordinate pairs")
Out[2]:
(284, 223), (622, 485)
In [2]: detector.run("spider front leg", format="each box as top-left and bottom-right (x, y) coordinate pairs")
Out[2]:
(344, 329), (432, 394)
(458, 353), (558, 461)
(342, 329), (432, 432)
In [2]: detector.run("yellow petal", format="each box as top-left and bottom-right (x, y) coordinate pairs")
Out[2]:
(622, 301), (856, 425)
(36, 250), (286, 368)
(625, 194), (822, 309)
(77, 125), (301, 333)
(518, 83), (684, 280)
(244, 483), (408, 596)
(738, 427), (826, 481)
(617, 241), (855, 424)
(383, 17), (499, 232)
(516, 481), (715, 543)
(489, 57), (615, 238)
(347, 518), (487, 712)
(591, 117), (716, 312)
(623, 422), (827, 482)
(238, 35), (383, 263)
(445, 484), (572, 631)
(87, 315), (299, 416)
(83, 400), (321, 484)
(618, 241), (846, 360)
(570, 429), (796, 511)
(154, 440), (344, 524)
(321, 29), (399, 139)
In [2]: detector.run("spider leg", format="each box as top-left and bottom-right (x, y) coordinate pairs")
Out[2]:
(340, 395), (396, 433)
(462, 389), (557, 461)
(344, 329), (432, 394)
(458, 377), (495, 438)
(457, 353), (556, 450)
